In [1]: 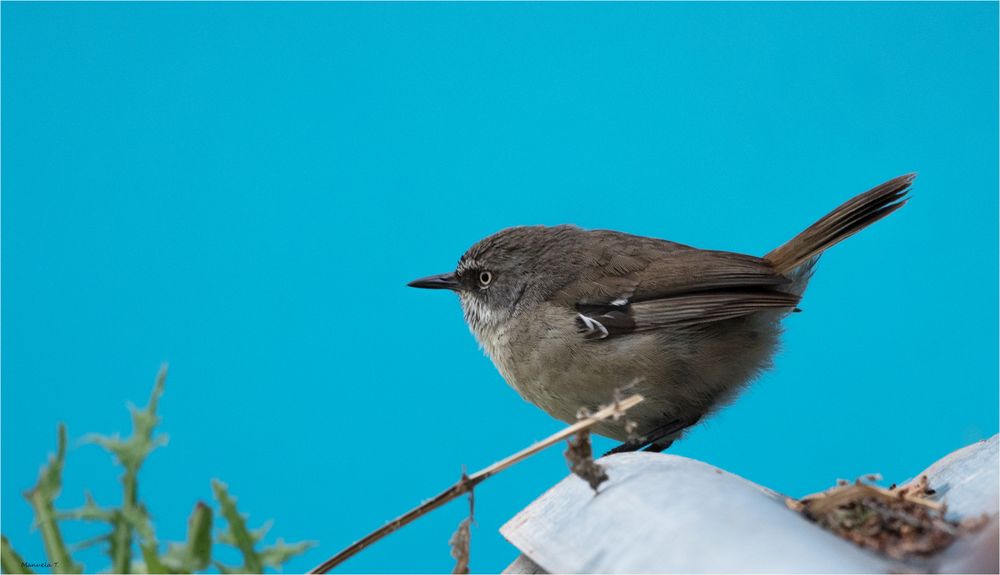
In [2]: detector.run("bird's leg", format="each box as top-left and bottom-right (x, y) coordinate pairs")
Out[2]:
(641, 416), (701, 452)
(641, 416), (701, 453)
(602, 417), (700, 456)
(642, 438), (677, 452)
(602, 419), (683, 455)
(603, 436), (651, 456)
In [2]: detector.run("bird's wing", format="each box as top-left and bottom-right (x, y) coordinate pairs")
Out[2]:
(557, 247), (801, 339)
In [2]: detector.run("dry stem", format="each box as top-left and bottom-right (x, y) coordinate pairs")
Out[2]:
(308, 393), (644, 574)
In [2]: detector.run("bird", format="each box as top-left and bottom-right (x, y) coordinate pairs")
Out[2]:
(408, 174), (912, 453)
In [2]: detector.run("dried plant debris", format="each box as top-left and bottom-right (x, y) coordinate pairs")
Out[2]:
(624, 420), (641, 444)
(609, 388), (643, 447)
(786, 474), (988, 560)
(449, 475), (474, 575)
(449, 517), (471, 575)
(564, 428), (609, 492)
(610, 385), (642, 423)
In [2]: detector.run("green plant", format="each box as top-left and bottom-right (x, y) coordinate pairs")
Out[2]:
(2, 366), (314, 574)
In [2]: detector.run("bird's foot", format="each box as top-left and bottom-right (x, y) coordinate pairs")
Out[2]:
(602, 417), (699, 457)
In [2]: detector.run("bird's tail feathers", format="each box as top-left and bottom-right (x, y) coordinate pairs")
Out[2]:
(765, 173), (913, 275)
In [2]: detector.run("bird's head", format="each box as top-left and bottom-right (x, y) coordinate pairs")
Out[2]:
(408, 225), (587, 344)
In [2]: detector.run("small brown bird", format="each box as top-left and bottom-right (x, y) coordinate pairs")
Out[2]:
(409, 174), (912, 453)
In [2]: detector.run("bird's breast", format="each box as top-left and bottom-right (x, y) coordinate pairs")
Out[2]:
(484, 303), (663, 427)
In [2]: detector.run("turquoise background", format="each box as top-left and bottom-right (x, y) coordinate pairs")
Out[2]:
(3, 2), (997, 573)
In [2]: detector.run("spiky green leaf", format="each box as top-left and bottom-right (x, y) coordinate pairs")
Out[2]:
(186, 502), (214, 570)
(23, 424), (82, 574)
(212, 480), (263, 573)
(85, 366), (169, 475)
(212, 561), (244, 574)
(88, 365), (170, 573)
(2, 534), (35, 574)
(162, 502), (213, 573)
(58, 492), (114, 523)
(12, 366), (308, 575)
(258, 538), (317, 569)
(69, 533), (110, 553)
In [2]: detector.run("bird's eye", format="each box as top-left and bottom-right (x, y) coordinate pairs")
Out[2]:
(478, 270), (493, 288)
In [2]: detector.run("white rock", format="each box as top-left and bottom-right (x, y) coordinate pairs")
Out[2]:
(501, 435), (998, 574)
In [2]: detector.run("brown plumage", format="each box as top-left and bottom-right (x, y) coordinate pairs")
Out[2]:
(765, 173), (913, 274)
(409, 174), (913, 452)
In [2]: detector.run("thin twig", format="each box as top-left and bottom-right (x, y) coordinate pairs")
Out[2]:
(308, 394), (644, 574)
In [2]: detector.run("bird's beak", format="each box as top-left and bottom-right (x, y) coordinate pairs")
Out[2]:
(407, 272), (461, 291)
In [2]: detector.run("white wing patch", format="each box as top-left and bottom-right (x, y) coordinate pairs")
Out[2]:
(576, 313), (609, 339)
(611, 297), (629, 306)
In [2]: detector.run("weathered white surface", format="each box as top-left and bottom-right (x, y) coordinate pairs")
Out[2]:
(502, 454), (902, 573)
(502, 554), (546, 575)
(917, 436), (998, 520)
(501, 435), (998, 574)
(920, 436), (999, 573)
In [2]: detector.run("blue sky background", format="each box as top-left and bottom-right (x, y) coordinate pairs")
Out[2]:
(2, 2), (997, 573)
